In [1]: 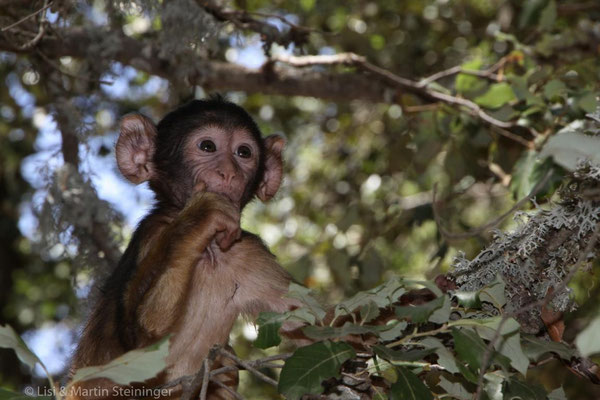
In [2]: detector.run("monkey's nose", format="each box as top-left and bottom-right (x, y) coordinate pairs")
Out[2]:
(217, 169), (236, 185)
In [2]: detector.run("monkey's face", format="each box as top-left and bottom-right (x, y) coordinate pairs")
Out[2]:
(117, 99), (285, 211)
(183, 126), (260, 208)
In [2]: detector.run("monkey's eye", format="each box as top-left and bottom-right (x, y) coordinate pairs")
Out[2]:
(236, 145), (252, 159)
(198, 140), (216, 153)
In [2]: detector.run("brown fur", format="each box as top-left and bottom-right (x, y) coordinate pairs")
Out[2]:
(69, 193), (294, 399)
(68, 99), (295, 400)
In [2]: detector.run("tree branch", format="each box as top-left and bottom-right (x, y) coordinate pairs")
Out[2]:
(0, 28), (533, 145)
(274, 53), (533, 144)
(196, 0), (312, 49)
(1, 0), (52, 32)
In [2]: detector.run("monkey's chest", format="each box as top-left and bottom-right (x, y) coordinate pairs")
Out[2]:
(166, 249), (243, 377)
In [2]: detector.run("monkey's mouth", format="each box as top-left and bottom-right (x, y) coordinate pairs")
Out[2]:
(213, 190), (237, 205)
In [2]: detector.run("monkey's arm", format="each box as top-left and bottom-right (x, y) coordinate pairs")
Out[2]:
(231, 234), (300, 316)
(125, 192), (241, 336)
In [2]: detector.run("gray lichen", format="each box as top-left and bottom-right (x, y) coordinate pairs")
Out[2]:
(451, 163), (600, 333)
(38, 164), (122, 279)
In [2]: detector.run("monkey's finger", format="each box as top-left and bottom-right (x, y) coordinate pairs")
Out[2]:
(218, 226), (241, 251)
(193, 181), (207, 194)
(215, 231), (227, 248)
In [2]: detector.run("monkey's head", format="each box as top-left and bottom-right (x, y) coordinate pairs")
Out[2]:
(115, 97), (284, 210)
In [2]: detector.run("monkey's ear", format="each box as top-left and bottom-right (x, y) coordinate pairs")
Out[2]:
(116, 114), (157, 184)
(257, 135), (285, 202)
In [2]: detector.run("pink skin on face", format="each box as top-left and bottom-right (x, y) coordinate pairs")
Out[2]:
(183, 125), (259, 208)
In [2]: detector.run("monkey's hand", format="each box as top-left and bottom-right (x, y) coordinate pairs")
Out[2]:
(182, 191), (242, 251)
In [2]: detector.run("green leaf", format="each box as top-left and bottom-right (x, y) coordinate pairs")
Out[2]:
(497, 331), (529, 375)
(438, 375), (470, 399)
(372, 344), (436, 363)
(389, 366), (433, 400)
(395, 295), (445, 323)
(0, 325), (41, 371)
(488, 105), (519, 122)
(521, 335), (575, 361)
(452, 328), (485, 372)
(287, 282), (327, 322)
(429, 295), (451, 324)
(370, 34), (385, 50)
(510, 75), (530, 101)
(454, 277), (506, 310)
(535, 33), (554, 57)
(278, 341), (355, 400)
(377, 320), (408, 341)
(538, 0), (557, 31)
(504, 377), (547, 400)
(540, 130), (600, 171)
(287, 307), (318, 325)
(452, 328), (511, 373)
(420, 337), (460, 373)
(575, 315), (600, 357)
(360, 300), (381, 323)
(543, 79), (567, 100)
(473, 83), (517, 109)
(548, 387), (567, 400)
(577, 92), (599, 113)
(479, 275), (506, 308)
(334, 277), (405, 319)
(457, 316), (520, 338)
(70, 337), (169, 385)
(455, 59), (486, 94)
(254, 312), (283, 349)
(519, 0), (548, 28)
(299, 0), (315, 11)
(456, 361), (479, 383)
(302, 322), (376, 340)
(510, 150), (550, 199)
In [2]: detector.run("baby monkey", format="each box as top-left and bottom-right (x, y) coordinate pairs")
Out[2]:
(68, 97), (296, 399)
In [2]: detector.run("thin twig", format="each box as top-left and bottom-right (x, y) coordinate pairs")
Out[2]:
(491, 126), (533, 148)
(274, 53), (534, 146)
(419, 65), (502, 87)
(199, 357), (211, 400)
(433, 169), (553, 241)
(36, 50), (113, 85)
(181, 345), (220, 400)
(1, 1), (53, 31)
(209, 379), (244, 400)
(404, 103), (440, 113)
(19, 0), (50, 50)
(218, 348), (279, 387)
(472, 314), (510, 400)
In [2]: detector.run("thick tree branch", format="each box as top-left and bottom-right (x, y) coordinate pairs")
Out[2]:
(0, 27), (533, 145)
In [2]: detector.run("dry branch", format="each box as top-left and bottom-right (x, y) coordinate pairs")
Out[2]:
(0, 27), (532, 145)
